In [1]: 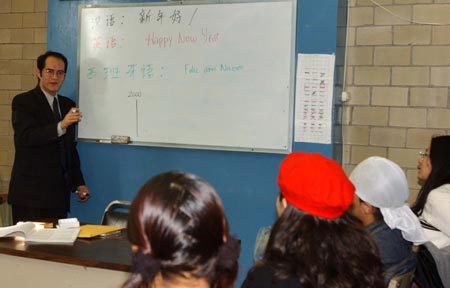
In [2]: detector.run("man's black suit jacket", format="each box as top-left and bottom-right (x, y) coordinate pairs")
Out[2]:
(8, 86), (85, 210)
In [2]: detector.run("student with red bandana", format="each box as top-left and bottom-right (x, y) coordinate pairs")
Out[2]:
(242, 152), (384, 288)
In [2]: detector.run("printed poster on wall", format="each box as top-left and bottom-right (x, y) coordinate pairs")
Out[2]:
(294, 53), (335, 144)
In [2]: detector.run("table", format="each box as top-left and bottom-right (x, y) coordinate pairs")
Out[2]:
(0, 230), (131, 287)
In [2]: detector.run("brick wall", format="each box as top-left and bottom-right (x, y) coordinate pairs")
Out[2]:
(0, 0), (47, 195)
(343, 0), (450, 202)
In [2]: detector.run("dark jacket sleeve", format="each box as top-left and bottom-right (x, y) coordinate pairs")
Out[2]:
(69, 140), (85, 188)
(59, 96), (86, 189)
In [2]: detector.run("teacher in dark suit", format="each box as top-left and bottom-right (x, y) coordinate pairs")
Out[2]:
(8, 51), (90, 224)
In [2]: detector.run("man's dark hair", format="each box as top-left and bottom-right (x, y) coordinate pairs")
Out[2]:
(37, 51), (68, 73)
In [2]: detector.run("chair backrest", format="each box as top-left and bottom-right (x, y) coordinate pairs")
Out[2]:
(101, 200), (131, 228)
(388, 270), (415, 288)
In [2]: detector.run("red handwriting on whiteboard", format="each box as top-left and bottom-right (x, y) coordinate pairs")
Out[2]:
(178, 32), (197, 44)
(92, 36), (121, 49)
(201, 27), (219, 43)
(145, 32), (172, 48)
(92, 36), (102, 49)
(107, 36), (118, 48)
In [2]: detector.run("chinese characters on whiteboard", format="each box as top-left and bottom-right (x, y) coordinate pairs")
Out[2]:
(84, 8), (225, 82)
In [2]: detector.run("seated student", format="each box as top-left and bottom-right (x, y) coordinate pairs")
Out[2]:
(412, 135), (450, 288)
(349, 156), (426, 285)
(122, 171), (240, 288)
(241, 152), (384, 288)
(252, 195), (287, 263)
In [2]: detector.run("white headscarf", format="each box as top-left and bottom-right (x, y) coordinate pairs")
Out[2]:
(350, 156), (426, 244)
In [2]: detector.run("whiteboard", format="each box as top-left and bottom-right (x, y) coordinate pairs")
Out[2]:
(77, 0), (295, 153)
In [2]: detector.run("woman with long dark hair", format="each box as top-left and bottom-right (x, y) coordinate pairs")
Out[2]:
(413, 135), (450, 244)
(412, 135), (450, 287)
(123, 171), (240, 288)
(242, 152), (384, 288)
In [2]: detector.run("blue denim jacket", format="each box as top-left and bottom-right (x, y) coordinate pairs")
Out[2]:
(367, 220), (417, 285)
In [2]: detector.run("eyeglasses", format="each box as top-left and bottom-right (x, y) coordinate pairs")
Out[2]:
(43, 68), (65, 77)
(419, 150), (429, 157)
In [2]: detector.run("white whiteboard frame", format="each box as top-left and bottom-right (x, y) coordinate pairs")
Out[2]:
(76, 0), (296, 154)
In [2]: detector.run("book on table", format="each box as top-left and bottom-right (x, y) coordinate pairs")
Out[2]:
(77, 224), (122, 238)
(0, 221), (80, 244)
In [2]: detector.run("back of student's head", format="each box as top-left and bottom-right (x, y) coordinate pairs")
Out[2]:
(123, 171), (239, 288)
(350, 156), (426, 243)
(265, 152), (384, 288)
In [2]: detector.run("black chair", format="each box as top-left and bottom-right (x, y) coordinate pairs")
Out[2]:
(101, 200), (131, 228)
(413, 245), (444, 288)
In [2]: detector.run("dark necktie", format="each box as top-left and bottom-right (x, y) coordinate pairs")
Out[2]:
(52, 97), (61, 121)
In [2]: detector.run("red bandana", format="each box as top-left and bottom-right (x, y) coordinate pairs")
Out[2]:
(277, 152), (354, 219)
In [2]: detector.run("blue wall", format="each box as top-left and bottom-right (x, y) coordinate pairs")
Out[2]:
(48, 0), (339, 284)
